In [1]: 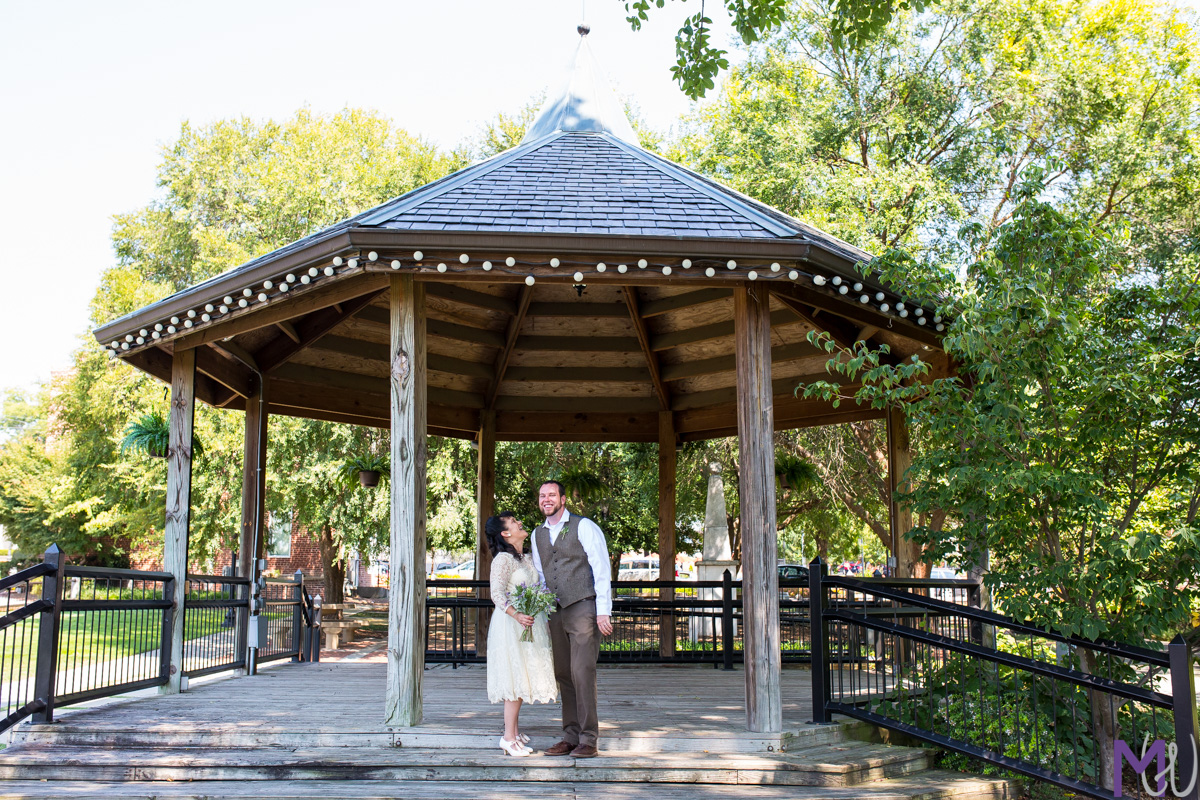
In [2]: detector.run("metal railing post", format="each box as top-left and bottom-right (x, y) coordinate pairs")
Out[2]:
(721, 569), (734, 671)
(310, 597), (322, 663)
(1170, 635), (1200, 800)
(31, 545), (65, 724)
(809, 556), (830, 724)
(291, 570), (303, 663)
(160, 574), (177, 684)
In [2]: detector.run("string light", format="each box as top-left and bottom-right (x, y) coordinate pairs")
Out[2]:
(838, 286), (849, 295)
(506, 257), (516, 267)
(347, 258), (358, 269)
(788, 270), (799, 280)
(875, 292), (885, 302)
(705, 267), (716, 277)
(154, 324), (163, 332)
(366, 252), (377, 262)
(184, 320), (194, 328)
(257, 293), (268, 302)
(813, 275), (827, 286)
(300, 275), (311, 285)
(459, 254), (469, 264)
(219, 305), (229, 313)
(324, 266), (335, 276)
(242, 289), (253, 297)
(391, 260), (401, 269)
(726, 260), (737, 270)
(596, 263), (607, 272)
(573, 271), (585, 282)
(832, 276), (842, 286)
(550, 258), (560, 268)
(525, 275), (535, 286)
(860, 294), (869, 303)
(413, 251), (424, 261)
(662, 266), (672, 276)
(853, 282), (863, 292)
(279, 283), (289, 292)
(224, 296), (234, 305)
(286, 274), (296, 283)
(204, 304), (214, 313)
(482, 261), (493, 271)
(748, 271), (758, 281)
(333, 257), (344, 266)
(681, 259), (691, 269)
(437, 263), (448, 273)
(770, 263), (781, 272)
(617, 264), (628, 274)
(638, 259), (648, 269)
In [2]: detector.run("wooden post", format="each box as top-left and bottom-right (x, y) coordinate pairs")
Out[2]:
(161, 347), (196, 695)
(385, 275), (427, 727)
(474, 409), (496, 657)
(734, 284), (782, 733)
(237, 378), (267, 663)
(886, 406), (916, 577)
(658, 411), (677, 658)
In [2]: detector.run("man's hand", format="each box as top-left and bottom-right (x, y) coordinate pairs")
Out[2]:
(596, 615), (613, 636)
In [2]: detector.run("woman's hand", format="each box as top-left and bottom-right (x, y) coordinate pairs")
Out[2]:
(512, 611), (535, 628)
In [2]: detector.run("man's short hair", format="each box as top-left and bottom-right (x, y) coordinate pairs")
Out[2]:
(539, 480), (567, 496)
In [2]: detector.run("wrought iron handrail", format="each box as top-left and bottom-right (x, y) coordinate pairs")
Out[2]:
(808, 559), (1197, 800)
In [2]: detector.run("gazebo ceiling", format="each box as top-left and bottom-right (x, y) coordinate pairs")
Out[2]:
(94, 37), (948, 443)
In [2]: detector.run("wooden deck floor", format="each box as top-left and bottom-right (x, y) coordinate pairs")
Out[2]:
(18, 657), (831, 752)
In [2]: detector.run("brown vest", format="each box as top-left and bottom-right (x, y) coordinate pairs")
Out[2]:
(535, 514), (597, 609)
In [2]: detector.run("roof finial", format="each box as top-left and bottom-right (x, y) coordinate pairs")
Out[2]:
(578, 0), (589, 36)
(577, 22), (590, 37)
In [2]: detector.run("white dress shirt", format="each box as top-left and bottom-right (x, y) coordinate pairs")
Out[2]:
(531, 509), (613, 617)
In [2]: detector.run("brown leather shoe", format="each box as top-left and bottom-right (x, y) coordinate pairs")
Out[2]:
(570, 744), (598, 758)
(544, 740), (576, 756)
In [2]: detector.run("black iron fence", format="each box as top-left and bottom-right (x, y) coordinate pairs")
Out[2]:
(0, 546), (321, 735)
(809, 559), (1199, 800)
(426, 571), (981, 667)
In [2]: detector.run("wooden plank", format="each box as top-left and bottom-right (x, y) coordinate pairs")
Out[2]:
(256, 290), (386, 374)
(429, 354), (494, 380)
(661, 342), (822, 382)
(671, 373), (833, 412)
(194, 347), (255, 399)
(650, 309), (799, 351)
(516, 335), (641, 352)
(735, 284), (782, 733)
(386, 275), (427, 727)
(485, 286), (533, 409)
(503, 366), (649, 383)
(640, 288), (730, 318)
(275, 321), (301, 343)
(310, 334), (388, 362)
(426, 283), (517, 315)
(493, 395), (661, 413)
(887, 407), (915, 577)
(526, 302), (629, 318)
(238, 376), (267, 663)
(677, 407), (886, 442)
(162, 348), (196, 696)
(658, 411), (676, 659)
(495, 411), (658, 442)
(624, 288), (670, 411)
(428, 319), (506, 349)
(272, 367), (483, 410)
(474, 410), (496, 658)
(172, 273), (390, 351)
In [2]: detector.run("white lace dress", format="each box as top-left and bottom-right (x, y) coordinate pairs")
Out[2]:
(486, 552), (557, 704)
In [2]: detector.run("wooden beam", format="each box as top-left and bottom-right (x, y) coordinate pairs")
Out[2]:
(640, 288), (729, 318)
(661, 343), (824, 382)
(386, 275), (427, 727)
(485, 286), (534, 409)
(671, 373), (835, 412)
(275, 321), (301, 344)
(211, 341), (259, 371)
(428, 319), (506, 349)
(122, 345), (173, 385)
(173, 273), (390, 351)
(426, 283), (516, 315)
(195, 347), (255, 399)
(623, 288), (670, 411)
(474, 410), (496, 658)
(887, 407), (915, 577)
(311, 335), (387, 362)
(735, 283), (782, 733)
(255, 289), (385, 373)
(526, 302), (629, 318)
(271, 364), (484, 409)
(658, 411), (676, 658)
(649, 309), (799, 351)
(769, 282), (944, 349)
(676, 391), (869, 436)
(429, 353), (494, 380)
(493, 395), (660, 414)
(503, 366), (649, 383)
(771, 292), (858, 351)
(677, 407), (886, 442)
(162, 348), (196, 696)
(516, 335), (641, 352)
(495, 411), (658, 442)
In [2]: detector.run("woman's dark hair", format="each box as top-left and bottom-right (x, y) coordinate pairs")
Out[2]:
(485, 511), (522, 558)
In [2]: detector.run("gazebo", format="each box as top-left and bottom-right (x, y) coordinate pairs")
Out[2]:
(93, 30), (946, 733)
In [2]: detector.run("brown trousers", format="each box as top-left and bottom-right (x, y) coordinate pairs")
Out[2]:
(548, 597), (599, 747)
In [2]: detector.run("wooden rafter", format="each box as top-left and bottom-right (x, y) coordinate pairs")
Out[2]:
(771, 292), (858, 351)
(275, 321), (301, 343)
(623, 287), (670, 411)
(485, 286), (534, 410)
(254, 289), (385, 374)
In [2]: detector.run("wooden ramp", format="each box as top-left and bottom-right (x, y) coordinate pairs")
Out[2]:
(0, 661), (1016, 799)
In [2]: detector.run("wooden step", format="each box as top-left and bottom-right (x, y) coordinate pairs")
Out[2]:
(0, 774), (1017, 800)
(0, 742), (928, 787)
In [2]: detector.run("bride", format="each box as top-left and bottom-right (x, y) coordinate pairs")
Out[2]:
(485, 511), (557, 756)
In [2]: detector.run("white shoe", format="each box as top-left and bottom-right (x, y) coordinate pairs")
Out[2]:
(499, 737), (532, 757)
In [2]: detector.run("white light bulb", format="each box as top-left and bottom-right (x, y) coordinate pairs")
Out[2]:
(662, 266), (672, 276)
(107, 350), (117, 358)
(239, 299), (248, 308)
(413, 251), (424, 261)
(219, 305), (229, 313)
(437, 263), (448, 273)
(391, 260), (401, 270)
(705, 267), (716, 277)
(154, 324), (163, 332)
(880, 303), (890, 313)
(550, 258), (560, 268)
(110, 340), (120, 348)
(860, 295), (869, 303)
(936, 323), (944, 331)
(726, 260), (737, 269)
(838, 286), (849, 295)
(263, 280), (273, 290)
(347, 258), (357, 269)
(167, 325), (177, 333)
(748, 271), (758, 281)
(596, 263), (607, 272)
(681, 259), (692, 269)
(915, 308), (924, 317)
(243, 289), (252, 297)
(573, 271), (584, 282)
(617, 264), (628, 274)
(184, 320), (193, 328)
(324, 266), (335, 276)
(832, 276), (842, 286)
(934, 315), (942, 323)
(789, 270), (799, 280)
(152, 331), (161, 340)
(459, 253), (469, 264)
(257, 293), (268, 302)
(136, 336), (144, 344)
(279, 283), (289, 292)
(875, 292), (885, 302)
(121, 342), (129, 350)
(300, 276), (311, 285)
(139, 328), (148, 337)
(918, 317), (927, 325)
(205, 303), (215, 312)
(368, 251), (378, 262)
(186, 309), (195, 318)
(482, 261), (492, 271)
(853, 283), (863, 292)
(224, 296), (233, 305)
(333, 257), (344, 266)
(900, 309), (909, 318)
(308, 268), (319, 278)
(525, 275), (535, 286)
(813, 275), (827, 286)
(201, 313), (211, 322)
(506, 257), (516, 267)
(638, 259), (648, 269)
(770, 263), (781, 272)
(896, 302), (905, 311)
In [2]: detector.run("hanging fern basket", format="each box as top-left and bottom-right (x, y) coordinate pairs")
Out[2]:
(358, 470), (381, 488)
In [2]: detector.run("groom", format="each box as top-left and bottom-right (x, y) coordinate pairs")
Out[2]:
(530, 480), (612, 758)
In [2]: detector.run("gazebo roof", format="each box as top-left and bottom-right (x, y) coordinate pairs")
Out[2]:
(94, 36), (947, 444)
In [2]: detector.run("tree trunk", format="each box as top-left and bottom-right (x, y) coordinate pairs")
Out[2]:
(1079, 647), (1117, 791)
(610, 551), (622, 583)
(317, 523), (345, 604)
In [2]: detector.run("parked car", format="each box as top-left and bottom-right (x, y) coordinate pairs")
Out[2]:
(777, 563), (808, 600)
(446, 560), (476, 579)
(617, 558), (659, 581)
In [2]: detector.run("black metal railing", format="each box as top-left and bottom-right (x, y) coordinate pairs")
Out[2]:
(425, 572), (981, 667)
(0, 546), (322, 735)
(809, 558), (1199, 800)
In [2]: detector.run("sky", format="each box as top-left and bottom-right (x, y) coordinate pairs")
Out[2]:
(0, 0), (738, 397)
